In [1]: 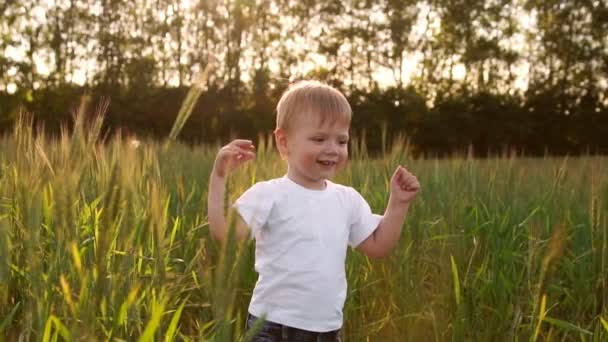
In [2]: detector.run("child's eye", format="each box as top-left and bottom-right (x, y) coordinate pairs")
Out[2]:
(311, 137), (324, 142)
(339, 140), (348, 145)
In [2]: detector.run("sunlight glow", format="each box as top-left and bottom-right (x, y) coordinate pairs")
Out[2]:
(0, 0), (552, 94)
(452, 64), (466, 80)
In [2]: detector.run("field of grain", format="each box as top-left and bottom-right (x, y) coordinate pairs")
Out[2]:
(0, 111), (606, 341)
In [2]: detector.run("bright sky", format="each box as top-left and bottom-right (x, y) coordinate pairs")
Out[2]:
(4, 1), (536, 94)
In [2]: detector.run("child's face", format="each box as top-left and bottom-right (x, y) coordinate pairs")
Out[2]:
(276, 113), (350, 190)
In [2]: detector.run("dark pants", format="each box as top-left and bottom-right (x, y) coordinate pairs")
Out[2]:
(245, 314), (342, 342)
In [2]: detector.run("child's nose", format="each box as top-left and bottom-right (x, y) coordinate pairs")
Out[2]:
(324, 142), (339, 155)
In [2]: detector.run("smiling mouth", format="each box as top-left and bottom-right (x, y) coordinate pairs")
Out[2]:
(318, 160), (337, 167)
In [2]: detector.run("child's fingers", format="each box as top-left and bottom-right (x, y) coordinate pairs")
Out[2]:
(394, 166), (419, 191)
(218, 148), (254, 172)
(408, 181), (420, 191)
(394, 165), (407, 188)
(224, 145), (255, 157)
(214, 142), (255, 177)
(394, 166), (410, 182)
(403, 177), (420, 191)
(392, 165), (420, 192)
(234, 152), (255, 164)
(392, 165), (407, 181)
(402, 172), (418, 185)
(391, 166), (401, 182)
(230, 139), (256, 150)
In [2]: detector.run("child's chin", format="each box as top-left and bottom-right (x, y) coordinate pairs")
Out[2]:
(320, 170), (337, 178)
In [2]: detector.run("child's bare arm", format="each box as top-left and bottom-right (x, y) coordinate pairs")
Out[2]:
(207, 139), (255, 242)
(357, 166), (420, 258)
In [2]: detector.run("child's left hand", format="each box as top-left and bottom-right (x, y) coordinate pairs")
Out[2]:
(390, 165), (420, 204)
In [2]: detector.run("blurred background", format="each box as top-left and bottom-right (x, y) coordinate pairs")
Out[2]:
(1, 0), (607, 155)
(2, 2), (608, 340)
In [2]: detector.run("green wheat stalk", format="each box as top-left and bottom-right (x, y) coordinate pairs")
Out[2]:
(168, 59), (216, 141)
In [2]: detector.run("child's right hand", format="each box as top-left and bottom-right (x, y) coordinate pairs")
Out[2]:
(212, 139), (256, 178)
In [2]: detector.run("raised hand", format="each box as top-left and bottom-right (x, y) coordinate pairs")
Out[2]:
(389, 165), (420, 204)
(212, 139), (256, 178)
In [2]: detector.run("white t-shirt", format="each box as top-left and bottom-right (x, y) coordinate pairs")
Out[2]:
(233, 175), (382, 332)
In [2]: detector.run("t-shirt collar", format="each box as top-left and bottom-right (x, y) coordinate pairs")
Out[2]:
(282, 174), (331, 194)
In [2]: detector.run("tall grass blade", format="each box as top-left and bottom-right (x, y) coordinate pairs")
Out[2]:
(533, 294), (547, 342)
(138, 294), (167, 342)
(164, 297), (188, 342)
(242, 316), (266, 342)
(0, 302), (20, 333)
(42, 316), (71, 342)
(543, 316), (592, 335)
(168, 59), (215, 141)
(450, 255), (461, 306)
(600, 317), (608, 333)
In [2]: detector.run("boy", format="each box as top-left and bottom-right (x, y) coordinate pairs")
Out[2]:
(207, 80), (420, 341)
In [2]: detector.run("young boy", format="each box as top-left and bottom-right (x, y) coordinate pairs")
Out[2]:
(207, 80), (420, 341)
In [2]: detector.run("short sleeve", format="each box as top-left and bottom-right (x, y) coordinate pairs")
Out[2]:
(347, 188), (382, 247)
(232, 182), (274, 239)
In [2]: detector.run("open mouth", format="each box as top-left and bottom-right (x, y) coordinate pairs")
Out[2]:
(318, 160), (337, 167)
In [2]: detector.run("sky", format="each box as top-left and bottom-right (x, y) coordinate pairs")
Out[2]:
(3, 0), (536, 94)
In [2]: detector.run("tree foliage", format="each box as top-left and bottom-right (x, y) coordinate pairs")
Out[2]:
(1, 0), (606, 155)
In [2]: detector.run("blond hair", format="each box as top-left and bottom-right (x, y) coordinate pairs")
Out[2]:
(276, 80), (352, 131)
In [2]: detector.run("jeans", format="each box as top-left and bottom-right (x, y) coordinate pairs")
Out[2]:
(245, 314), (342, 342)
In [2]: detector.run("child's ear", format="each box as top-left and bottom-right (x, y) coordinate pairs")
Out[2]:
(274, 128), (288, 159)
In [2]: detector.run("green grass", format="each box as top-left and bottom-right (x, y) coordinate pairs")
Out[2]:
(0, 107), (607, 341)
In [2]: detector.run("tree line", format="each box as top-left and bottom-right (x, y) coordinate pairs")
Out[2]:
(1, 0), (607, 156)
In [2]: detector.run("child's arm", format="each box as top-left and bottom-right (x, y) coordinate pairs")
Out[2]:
(357, 166), (420, 258)
(207, 139), (256, 242)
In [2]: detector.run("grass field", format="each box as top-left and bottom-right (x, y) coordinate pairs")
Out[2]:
(0, 110), (607, 341)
